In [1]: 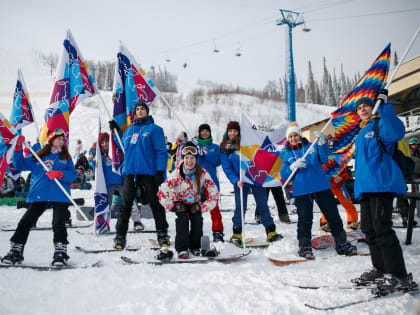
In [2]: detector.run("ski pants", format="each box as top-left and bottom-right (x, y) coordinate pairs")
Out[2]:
(320, 186), (358, 223)
(232, 184), (274, 229)
(11, 202), (69, 246)
(294, 189), (346, 247)
(174, 204), (203, 252)
(360, 193), (407, 278)
(116, 174), (168, 236)
(107, 184), (141, 223)
(203, 188), (224, 232)
(255, 186), (289, 218)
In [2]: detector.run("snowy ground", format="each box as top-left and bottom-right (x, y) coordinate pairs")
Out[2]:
(0, 171), (420, 315)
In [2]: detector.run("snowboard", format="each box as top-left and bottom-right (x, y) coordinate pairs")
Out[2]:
(75, 245), (160, 254)
(231, 237), (270, 249)
(121, 250), (251, 265)
(268, 253), (371, 267)
(0, 260), (102, 271)
(311, 230), (366, 249)
(75, 229), (157, 236)
(0, 224), (92, 232)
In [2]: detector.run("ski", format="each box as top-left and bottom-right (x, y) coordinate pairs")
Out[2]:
(0, 224), (92, 232)
(0, 260), (102, 271)
(121, 250), (251, 265)
(280, 280), (375, 290)
(75, 245), (160, 254)
(75, 229), (157, 236)
(304, 288), (419, 310)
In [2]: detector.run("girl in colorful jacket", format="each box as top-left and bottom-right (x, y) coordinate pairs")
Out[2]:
(2, 129), (76, 265)
(158, 141), (219, 259)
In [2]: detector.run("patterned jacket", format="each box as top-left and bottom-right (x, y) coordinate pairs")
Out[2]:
(158, 163), (219, 213)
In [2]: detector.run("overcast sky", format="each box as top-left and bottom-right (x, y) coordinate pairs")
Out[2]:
(0, 0), (419, 89)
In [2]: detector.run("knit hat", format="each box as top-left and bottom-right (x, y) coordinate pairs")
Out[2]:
(355, 97), (374, 109)
(98, 132), (109, 144)
(181, 141), (198, 158)
(47, 128), (65, 144)
(409, 137), (419, 145)
(286, 121), (302, 139)
(198, 123), (211, 136)
(135, 102), (149, 115)
(226, 121), (240, 134)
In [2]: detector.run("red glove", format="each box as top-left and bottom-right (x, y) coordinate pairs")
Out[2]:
(14, 135), (26, 151)
(46, 170), (64, 180)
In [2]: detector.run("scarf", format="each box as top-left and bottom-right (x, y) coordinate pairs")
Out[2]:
(182, 164), (196, 182)
(359, 114), (380, 129)
(51, 146), (62, 154)
(197, 137), (212, 146)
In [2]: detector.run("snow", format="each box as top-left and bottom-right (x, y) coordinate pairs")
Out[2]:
(0, 49), (420, 315)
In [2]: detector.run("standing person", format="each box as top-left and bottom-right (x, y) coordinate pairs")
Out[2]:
(1, 173), (15, 198)
(193, 123), (225, 242)
(1, 129), (76, 265)
(353, 95), (416, 292)
(319, 166), (360, 232)
(168, 131), (188, 172)
(74, 139), (83, 160)
(97, 132), (143, 231)
(109, 102), (169, 249)
(220, 121), (283, 245)
(158, 141), (219, 258)
(254, 187), (290, 224)
(280, 122), (357, 259)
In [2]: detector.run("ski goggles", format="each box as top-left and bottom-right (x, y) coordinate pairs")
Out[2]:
(181, 146), (198, 156)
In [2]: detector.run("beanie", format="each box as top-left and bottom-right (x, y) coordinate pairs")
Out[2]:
(355, 97), (374, 109)
(47, 129), (65, 144)
(198, 123), (211, 136)
(226, 121), (240, 134)
(135, 102), (149, 115)
(286, 121), (302, 139)
(181, 141), (198, 158)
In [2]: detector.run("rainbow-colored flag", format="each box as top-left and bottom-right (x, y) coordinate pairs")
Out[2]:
(10, 69), (35, 133)
(110, 42), (160, 174)
(39, 30), (97, 144)
(324, 44), (391, 177)
(240, 112), (288, 187)
(0, 113), (19, 185)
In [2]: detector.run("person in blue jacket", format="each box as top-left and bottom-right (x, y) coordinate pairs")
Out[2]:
(192, 123), (225, 242)
(352, 94), (416, 292)
(97, 132), (143, 231)
(280, 121), (356, 259)
(1, 129), (76, 265)
(220, 121), (282, 245)
(109, 102), (169, 249)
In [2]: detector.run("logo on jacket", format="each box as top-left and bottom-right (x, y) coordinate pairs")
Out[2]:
(142, 131), (151, 137)
(44, 159), (54, 170)
(365, 131), (375, 139)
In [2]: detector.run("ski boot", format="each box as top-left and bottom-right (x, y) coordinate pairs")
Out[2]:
(279, 214), (291, 223)
(351, 268), (384, 287)
(190, 249), (201, 256)
(113, 235), (126, 250)
(177, 251), (189, 260)
(266, 224), (283, 243)
(133, 221), (144, 231)
(1, 242), (24, 265)
(298, 246), (315, 260)
(157, 231), (171, 248)
(335, 241), (357, 256)
(213, 231), (224, 243)
(52, 243), (70, 266)
(230, 227), (242, 246)
(156, 248), (174, 261)
(372, 273), (418, 297)
(200, 235), (219, 257)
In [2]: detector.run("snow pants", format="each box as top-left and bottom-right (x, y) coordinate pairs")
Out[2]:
(294, 189), (346, 247)
(107, 184), (141, 223)
(203, 188), (224, 232)
(11, 202), (69, 245)
(175, 205), (203, 252)
(360, 193), (407, 278)
(320, 186), (358, 223)
(232, 184), (274, 229)
(116, 175), (168, 236)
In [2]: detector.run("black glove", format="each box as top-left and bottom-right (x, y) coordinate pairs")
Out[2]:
(154, 171), (165, 186)
(108, 120), (120, 132)
(377, 88), (388, 105)
(190, 203), (201, 214)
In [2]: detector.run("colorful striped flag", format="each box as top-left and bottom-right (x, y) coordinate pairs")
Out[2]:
(94, 117), (110, 234)
(39, 30), (98, 145)
(110, 42), (160, 174)
(324, 44), (391, 177)
(10, 69), (35, 133)
(0, 113), (19, 186)
(240, 112), (288, 187)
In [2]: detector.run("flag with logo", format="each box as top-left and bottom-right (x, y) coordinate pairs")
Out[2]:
(39, 30), (98, 145)
(240, 112), (288, 187)
(10, 69), (35, 133)
(0, 113), (19, 186)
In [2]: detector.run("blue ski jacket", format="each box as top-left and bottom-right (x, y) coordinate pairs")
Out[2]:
(354, 103), (406, 200)
(280, 139), (331, 197)
(13, 150), (76, 204)
(196, 140), (221, 189)
(221, 150), (240, 186)
(101, 152), (123, 186)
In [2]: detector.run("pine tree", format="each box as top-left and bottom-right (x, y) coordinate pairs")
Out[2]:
(332, 68), (340, 105)
(394, 50), (399, 67)
(305, 61), (316, 104)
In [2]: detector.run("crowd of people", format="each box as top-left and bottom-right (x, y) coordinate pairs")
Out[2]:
(0, 95), (418, 292)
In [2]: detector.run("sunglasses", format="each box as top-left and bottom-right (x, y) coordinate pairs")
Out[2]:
(181, 146), (197, 156)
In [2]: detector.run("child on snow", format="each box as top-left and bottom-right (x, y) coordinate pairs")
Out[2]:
(158, 141), (219, 259)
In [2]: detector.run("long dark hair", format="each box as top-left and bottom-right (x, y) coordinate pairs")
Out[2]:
(181, 160), (203, 194)
(220, 133), (241, 154)
(35, 143), (71, 160)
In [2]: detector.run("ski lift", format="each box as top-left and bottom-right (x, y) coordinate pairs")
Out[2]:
(183, 56), (188, 68)
(235, 42), (242, 57)
(165, 51), (171, 62)
(302, 22), (311, 32)
(213, 39), (220, 53)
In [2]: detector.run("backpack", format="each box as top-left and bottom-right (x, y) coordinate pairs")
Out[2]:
(373, 118), (415, 180)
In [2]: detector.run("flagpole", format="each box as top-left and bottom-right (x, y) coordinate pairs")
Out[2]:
(22, 141), (90, 221)
(160, 95), (192, 137)
(239, 115), (246, 254)
(96, 92), (125, 154)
